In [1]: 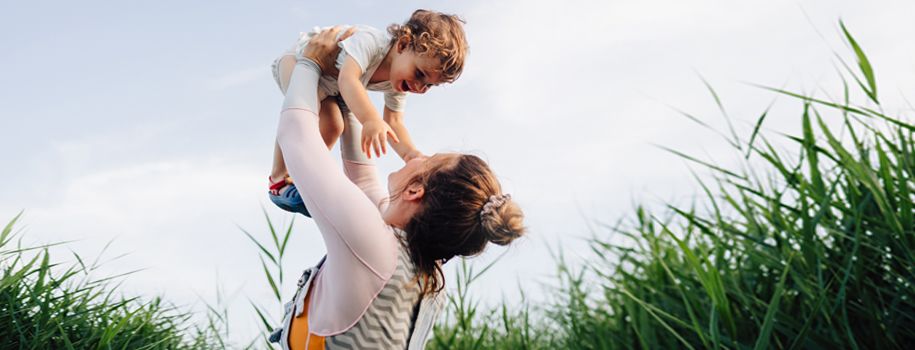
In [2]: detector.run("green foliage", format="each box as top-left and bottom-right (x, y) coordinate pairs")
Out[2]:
(0, 212), (229, 349)
(244, 208), (297, 349)
(430, 22), (915, 349)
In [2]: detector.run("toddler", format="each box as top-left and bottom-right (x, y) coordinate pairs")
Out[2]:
(269, 10), (468, 214)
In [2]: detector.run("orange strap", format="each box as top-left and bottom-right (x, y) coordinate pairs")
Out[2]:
(287, 290), (326, 350)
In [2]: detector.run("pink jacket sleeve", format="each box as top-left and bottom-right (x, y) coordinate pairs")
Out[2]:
(338, 112), (390, 213)
(275, 58), (398, 335)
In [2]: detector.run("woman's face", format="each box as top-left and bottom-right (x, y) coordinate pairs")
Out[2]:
(384, 153), (459, 227)
(388, 155), (428, 194)
(388, 153), (458, 194)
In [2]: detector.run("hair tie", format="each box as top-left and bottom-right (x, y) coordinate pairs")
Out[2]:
(479, 193), (511, 219)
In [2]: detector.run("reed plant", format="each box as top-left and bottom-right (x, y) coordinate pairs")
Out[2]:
(428, 22), (915, 350)
(0, 212), (228, 349)
(244, 209), (296, 349)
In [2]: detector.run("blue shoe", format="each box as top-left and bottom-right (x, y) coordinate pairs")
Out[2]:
(269, 183), (311, 217)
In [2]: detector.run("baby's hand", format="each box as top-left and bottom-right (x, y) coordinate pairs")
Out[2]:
(361, 119), (400, 159)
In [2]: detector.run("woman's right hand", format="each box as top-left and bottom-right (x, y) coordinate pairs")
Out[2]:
(301, 26), (356, 76)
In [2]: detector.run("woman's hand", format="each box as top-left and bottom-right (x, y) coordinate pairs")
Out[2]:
(361, 119), (400, 159)
(301, 26), (356, 76)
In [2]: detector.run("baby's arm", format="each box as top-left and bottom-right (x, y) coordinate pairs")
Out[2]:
(338, 56), (398, 158)
(383, 107), (423, 161)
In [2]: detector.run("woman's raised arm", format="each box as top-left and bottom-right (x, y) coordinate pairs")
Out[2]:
(340, 111), (390, 213)
(275, 28), (397, 279)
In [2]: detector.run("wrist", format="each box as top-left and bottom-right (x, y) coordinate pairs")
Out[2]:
(299, 58), (322, 75)
(362, 116), (384, 125)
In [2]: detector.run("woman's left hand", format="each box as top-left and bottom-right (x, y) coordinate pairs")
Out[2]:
(302, 26), (356, 76)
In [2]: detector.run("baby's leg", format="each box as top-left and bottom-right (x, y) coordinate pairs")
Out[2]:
(269, 55), (298, 185)
(271, 99), (340, 185)
(319, 97), (344, 149)
(274, 54), (296, 93)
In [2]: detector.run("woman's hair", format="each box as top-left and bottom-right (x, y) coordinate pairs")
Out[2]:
(401, 154), (525, 295)
(388, 9), (468, 83)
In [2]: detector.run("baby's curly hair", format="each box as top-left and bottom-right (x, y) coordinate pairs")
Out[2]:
(388, 9), (468, 83)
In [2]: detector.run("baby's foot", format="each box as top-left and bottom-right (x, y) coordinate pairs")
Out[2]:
(267, 176), (311, 217)
(268, 176), (292, 196)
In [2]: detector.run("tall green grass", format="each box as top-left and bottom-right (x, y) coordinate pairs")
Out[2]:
(428, 23), (915, 349)
(0, 212), (229, 349)
(244, 209), (296, 349)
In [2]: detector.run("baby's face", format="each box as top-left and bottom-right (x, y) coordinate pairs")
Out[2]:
(389, 49), (444, 94)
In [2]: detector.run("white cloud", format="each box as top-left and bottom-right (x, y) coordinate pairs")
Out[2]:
(9, 151), (327, 343)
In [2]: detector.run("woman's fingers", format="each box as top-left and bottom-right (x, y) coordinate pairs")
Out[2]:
(338, 27), (357, 42)
(316, 26), (341, 43)
(302, 26), (345, 73)
(380, 134), (388, 155)
(322, 26), (355, 76)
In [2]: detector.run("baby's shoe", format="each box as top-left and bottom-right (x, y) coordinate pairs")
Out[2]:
(268, 177), (311, 217)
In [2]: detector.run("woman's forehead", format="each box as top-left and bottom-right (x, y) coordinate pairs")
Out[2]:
(427, 153), (460, 168)
(430, 152), (458, 161)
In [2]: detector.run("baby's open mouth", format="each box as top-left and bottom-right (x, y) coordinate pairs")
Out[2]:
(401, 81), (409, 92)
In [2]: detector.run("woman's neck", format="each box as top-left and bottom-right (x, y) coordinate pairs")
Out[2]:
(370, 47), (395, 84)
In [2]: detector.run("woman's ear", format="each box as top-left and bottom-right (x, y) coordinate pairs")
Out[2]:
(403, 183), (425, 201)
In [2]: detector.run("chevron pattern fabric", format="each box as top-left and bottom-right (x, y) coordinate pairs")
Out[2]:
(324, 245), (424, 349)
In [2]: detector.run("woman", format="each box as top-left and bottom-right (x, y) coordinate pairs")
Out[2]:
(269, 27), (525, 350)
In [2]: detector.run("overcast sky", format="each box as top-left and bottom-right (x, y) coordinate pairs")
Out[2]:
(2, 0), (914, 345)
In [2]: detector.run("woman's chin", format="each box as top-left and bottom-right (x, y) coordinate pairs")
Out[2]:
(380, 205), (395, 226)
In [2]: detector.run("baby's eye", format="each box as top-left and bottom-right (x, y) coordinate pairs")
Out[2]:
(415, 70), (425, 79)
